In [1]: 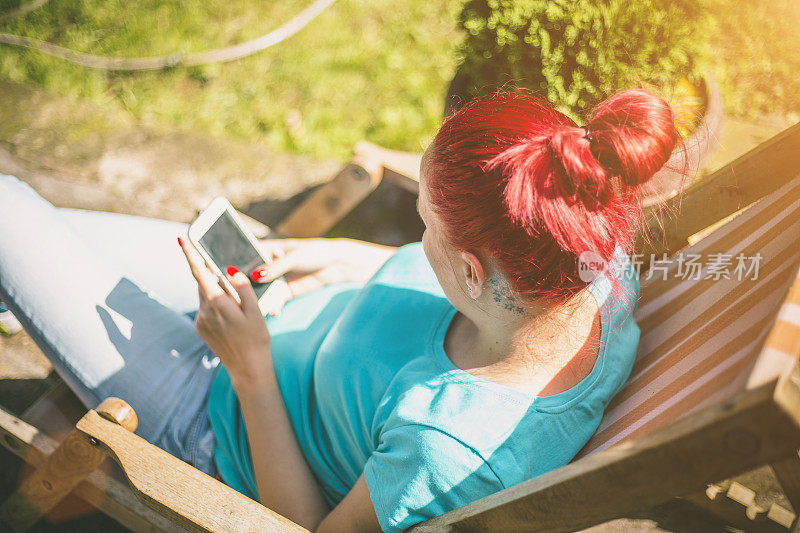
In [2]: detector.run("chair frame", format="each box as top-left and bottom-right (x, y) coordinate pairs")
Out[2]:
(1, 123), (800, 532)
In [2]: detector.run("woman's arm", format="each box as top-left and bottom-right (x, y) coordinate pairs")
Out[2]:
(179, 238), (380, 532)
(234, 360), (381, 532)
(233, 367), (331, 526)
(253, 238), (396, 315)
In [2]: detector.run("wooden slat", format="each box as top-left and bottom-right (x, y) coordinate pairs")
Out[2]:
(771, 451), (800, 513)
(0, 429), (112, 531)
(410, 380), (800, 532)
(0, 397), (138, 529)
(0, 406), (47, 466)
(749, 267), (800, 391)
(774, 363), (800, 522)
(638, 121), (800, 259)
(21, 381), (85, 437)
(75, 408), (308, 533)
(354, 141), (422, 193)
(275, 156), (382, 238)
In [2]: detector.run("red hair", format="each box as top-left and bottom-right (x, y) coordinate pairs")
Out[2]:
(426, 89), (680, 303)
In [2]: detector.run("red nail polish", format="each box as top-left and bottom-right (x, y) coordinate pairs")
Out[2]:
(226, 265), (240, 276)
(251, 267), (266, 282)
(177, 236), (184, 247)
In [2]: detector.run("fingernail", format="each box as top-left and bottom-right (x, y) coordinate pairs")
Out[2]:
(177, 236), (184, 247)
(226, 265), (240, 276)
(251, 267), (267, 282)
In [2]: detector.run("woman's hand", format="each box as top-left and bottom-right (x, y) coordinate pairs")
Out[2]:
(252, 238), (396, 310)
(179, 237), (382, 532)
(178, 237), (272, 391)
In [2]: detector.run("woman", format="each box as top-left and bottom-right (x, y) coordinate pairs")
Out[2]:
(0, 88), (678, 531)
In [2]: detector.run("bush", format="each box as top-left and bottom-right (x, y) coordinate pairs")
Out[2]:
(455, 0), (710, 120)
(704, 0), (800, 121)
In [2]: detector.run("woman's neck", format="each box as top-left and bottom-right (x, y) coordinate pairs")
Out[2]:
(444, 289), (600, 396)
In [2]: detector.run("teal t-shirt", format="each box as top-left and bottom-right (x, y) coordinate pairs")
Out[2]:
(207, 243), (640, 532)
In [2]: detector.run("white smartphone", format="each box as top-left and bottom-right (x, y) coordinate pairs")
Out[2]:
(188, 197), (287, 315)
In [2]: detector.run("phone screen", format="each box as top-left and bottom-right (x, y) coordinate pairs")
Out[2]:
(198, 211), (271, 299)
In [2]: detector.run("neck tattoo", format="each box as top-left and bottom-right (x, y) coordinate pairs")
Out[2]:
(486, 278), (524, 315)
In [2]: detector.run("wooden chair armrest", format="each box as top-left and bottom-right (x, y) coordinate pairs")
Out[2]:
(75, 401), (308, 533)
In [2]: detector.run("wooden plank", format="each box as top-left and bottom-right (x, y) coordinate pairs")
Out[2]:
(76, 408), (308, 533)
(776, 360), (800, 436)
(683, 481), (796, 532)
(383, 165), (420, 194)
(637, 121), (800, 259)
(0, 406), (47, 466)
(275, 156), (382, 238)
(409, 381), (800, 532)
(21, 381), (87, 437)
(0, 429), (111, 531)
(772, 451), (800, 513)
(354, 141), (422, 193)
(0, 404), (189, 532)
(0, 399), (136, 532)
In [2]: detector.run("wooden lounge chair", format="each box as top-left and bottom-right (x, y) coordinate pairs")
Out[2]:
(1, 123), (800, 532)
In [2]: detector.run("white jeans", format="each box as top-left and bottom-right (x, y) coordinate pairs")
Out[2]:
(0, 174), (218, 474)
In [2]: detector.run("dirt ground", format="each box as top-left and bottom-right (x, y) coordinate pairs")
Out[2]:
(0, 79), (795, 531)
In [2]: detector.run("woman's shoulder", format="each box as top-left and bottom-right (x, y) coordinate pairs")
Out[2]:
(366, 371), (517, 531)
(372, 242), (435, 284)
(364, 415), (505, 532)
(376, 363), (530, 455)
(349, 241), (444, 306)
(370, 369), (600, 507)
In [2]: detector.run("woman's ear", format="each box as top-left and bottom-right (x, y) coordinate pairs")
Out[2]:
(460, 251), (486, 299)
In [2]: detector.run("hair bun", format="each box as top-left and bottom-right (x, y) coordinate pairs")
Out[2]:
(585, 89), (680, 188)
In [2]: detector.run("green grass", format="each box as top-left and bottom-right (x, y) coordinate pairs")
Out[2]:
(0, 0), (463, 159)
(0, 0), (798, 161)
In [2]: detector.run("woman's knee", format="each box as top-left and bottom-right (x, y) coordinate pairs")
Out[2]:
(0, 174), (53, 217)
(0, 174), (38, 202)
